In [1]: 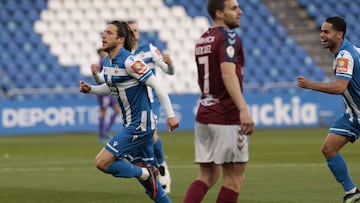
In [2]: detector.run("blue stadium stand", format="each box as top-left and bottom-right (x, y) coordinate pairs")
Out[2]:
(0, 0), (342, 100)
(298, 0), (360, 45)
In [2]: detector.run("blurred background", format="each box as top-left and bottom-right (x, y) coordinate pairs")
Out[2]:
(1, 0), (357, 135)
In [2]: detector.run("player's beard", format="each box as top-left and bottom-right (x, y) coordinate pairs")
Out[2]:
(322, 38), (336, 50)
(225, 18), (240, 29)
(102, 41), (117, 53)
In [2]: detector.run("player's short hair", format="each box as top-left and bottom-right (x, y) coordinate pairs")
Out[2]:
(207, 0), (225, 20)
(108, 20), (136, 51)
(325, 16), (346, 38)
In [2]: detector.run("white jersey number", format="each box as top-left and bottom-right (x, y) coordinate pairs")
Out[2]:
(198, 56), (210, 94)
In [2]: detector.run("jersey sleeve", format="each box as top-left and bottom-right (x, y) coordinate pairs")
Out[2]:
(150, 43), (172, 73)
(124, 55), (153, 83)
(335, 50), (354, 81)
(219, 30), (238, 64)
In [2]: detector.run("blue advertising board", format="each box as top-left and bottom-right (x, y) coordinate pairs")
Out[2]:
(0, 92), (343, 136)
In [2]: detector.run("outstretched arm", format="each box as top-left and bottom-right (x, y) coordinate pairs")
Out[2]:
(297, 76), (349, 94)
(79, 80), (110, 95)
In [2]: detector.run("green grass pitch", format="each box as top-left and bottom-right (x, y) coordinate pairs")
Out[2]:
(1, 128), (359, 203)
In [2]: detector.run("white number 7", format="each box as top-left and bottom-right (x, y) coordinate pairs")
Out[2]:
(198, 56), (209, 94)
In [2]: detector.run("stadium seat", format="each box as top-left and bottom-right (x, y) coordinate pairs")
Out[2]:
(4, 1), (17, 12)
(34, 0), (47, 10)
(0, 0), (334, 100)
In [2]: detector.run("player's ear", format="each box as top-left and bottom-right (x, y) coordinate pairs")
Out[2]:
(215, 9), (223, 19)
(117, 37), (124, 44)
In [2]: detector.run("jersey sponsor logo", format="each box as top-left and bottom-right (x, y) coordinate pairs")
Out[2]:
(226, 46), (235, 58)
(131, 61), (147, 74)
(196, 36), (215, 45)
(336, 58), (349, 72)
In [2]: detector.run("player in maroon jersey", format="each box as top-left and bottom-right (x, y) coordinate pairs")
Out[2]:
(183, 0), (254, 202)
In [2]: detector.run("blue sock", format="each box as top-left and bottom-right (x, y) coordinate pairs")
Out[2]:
(138, 179), (171, 203)
(154, 136), (165, 165)
(327, 153), (355, 192)
(105, 159), (142, 178)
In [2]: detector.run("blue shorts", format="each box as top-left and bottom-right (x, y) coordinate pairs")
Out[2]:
(105, 128), (156, 165)
(329, 113), (360, 143)
(98, 95), (117, 109)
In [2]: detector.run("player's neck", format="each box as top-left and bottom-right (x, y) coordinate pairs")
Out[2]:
(330, 39), (344, 55)
(108, 46), (122, 59)
(213, 21), (229, 29)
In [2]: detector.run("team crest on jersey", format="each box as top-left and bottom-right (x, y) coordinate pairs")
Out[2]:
(114, 65), (119, 73)
(131, 61), (147, 74)
(226, 46), (235, 58)
(336, 58), (348, 72)
(128, 56), (135, 62)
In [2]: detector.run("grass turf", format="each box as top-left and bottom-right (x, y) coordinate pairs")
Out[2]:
(0, 128), (359, 203)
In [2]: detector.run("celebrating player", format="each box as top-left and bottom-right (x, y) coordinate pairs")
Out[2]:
(80, 20), (179, 202)
(297, 16), (360, 203)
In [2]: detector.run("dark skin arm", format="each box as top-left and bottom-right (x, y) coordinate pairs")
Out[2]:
(297, 76), (349, 94)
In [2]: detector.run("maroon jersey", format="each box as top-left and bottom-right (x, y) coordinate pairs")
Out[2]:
(195, 27), (245, 125)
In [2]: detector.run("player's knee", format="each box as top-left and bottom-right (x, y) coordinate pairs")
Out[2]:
(95, 157), (108, 172)
(223, 172), (245, 191)
(208, 177), (218, 188)
(199, 175), (218, 188)
(321, 144), (337, 158)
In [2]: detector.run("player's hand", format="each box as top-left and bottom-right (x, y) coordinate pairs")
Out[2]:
(90, 64), (99, 75)
(79, 80), (91, 93)
(166, 116), (179, 132)
(297, 76), (310, 89)
(162, 53), (172, 65)
(239, 109), (254, 135)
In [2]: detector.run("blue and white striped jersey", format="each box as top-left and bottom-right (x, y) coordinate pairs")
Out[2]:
(133, 43), (171, 103)
(102, 48), (156, 134)
(334, 39), (360, 124)
(133, 43), (170, 74)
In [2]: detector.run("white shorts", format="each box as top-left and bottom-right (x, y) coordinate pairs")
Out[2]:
(194, 122), (249, 164)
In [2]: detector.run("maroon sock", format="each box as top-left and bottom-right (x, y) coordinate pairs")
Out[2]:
(183, 180), (209, 203)
(216, 186), (239, 203)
